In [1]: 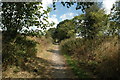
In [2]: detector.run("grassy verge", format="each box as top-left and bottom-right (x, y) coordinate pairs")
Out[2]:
(64, 54), (90, 78)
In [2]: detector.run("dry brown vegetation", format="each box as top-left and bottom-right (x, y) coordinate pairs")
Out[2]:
(60, 36), (119, 78)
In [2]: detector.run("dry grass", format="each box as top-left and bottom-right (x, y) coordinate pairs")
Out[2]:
(2, 36), (53, 78)
(93, 36), (120, 77)
(3, 66), (34, 78)
(60, 36), (119, 78)
(93, 36), (119, 62)
(36, 43), (54, 61)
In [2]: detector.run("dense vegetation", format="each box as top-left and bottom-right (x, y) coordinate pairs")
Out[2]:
(60, 3), (120, 78)
(1, 1), (119, 78)
(60, 36), (119, 78)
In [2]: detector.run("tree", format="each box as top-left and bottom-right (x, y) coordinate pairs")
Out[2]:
(73, 4), (108, 39)
(1, 2), (53, 68)
(45, 28), (56, 42)
(1, 2), (52, 42)
(72, 14), (85, 37)
(53, 2), (94, 12)
(86, 7), (108, 38)
(54, 19), (76, 42)
(110, 1), (120, 36)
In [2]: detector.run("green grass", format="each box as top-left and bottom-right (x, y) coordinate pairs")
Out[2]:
(64, 54), (90, 78)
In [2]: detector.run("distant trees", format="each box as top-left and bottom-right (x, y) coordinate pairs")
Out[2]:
(54, 19), (76, 42)
(46, 28), (56, 38)
(45, 28), (56, 43)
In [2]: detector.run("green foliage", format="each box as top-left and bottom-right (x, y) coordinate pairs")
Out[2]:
(1, 2), (52, 40)
(64, 54), (92, 78)
(54, 19), (76, 42)
(2, 35), (37, 69)
(60, 38), (84, 55)
(60, 37), (101, 55)
(1, 2), (53, 69)
(72, 4), (108, 39)
(111, 1), (120, 24)
(109, 1), (120, 36)
(45, 28), (56, 43)
(106, 21), (118, 36)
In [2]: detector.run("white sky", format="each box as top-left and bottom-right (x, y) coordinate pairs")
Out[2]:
(60, 13), (78, 21)
(103, 0), (116, 14)
(42, 0), (59, 29)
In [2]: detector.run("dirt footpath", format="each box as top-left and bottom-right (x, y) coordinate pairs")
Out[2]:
(37, 44), (76, 78)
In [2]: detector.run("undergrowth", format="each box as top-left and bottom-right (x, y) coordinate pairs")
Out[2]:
(2, 35), (37, 70)
(2, 35), (53, 78)
(60, 36), (119, 78)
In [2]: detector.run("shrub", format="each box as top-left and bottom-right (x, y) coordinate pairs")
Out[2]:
(60, 36), (119, 78)
(2, 35), (37, 70)
(60, 38), (85, 55)
(60, 37), (101, 56)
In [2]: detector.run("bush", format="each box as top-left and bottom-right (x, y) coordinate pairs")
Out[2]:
(60, 36), (119, 78)
(60, 37), (101, 56)
(60, 38), (85, 55)
(2, 35), (37, 70)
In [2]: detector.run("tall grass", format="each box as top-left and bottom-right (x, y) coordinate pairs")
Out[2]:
(60, 36), (119, 78)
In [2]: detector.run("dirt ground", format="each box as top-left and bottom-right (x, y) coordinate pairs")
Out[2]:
(37, 44), (76, 78)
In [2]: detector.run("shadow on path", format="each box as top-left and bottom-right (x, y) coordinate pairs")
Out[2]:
(46, 45), (76, 78)
(47, 49), (59, 54)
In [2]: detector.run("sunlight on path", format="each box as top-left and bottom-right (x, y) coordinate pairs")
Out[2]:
(47, 45), (75, 78)
(37, 44), (76, 78)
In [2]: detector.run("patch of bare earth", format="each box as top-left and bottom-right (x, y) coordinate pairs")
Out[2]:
(37, 44), (76, 78)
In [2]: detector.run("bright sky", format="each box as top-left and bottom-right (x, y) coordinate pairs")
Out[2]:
(41, 0), (117, 28)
